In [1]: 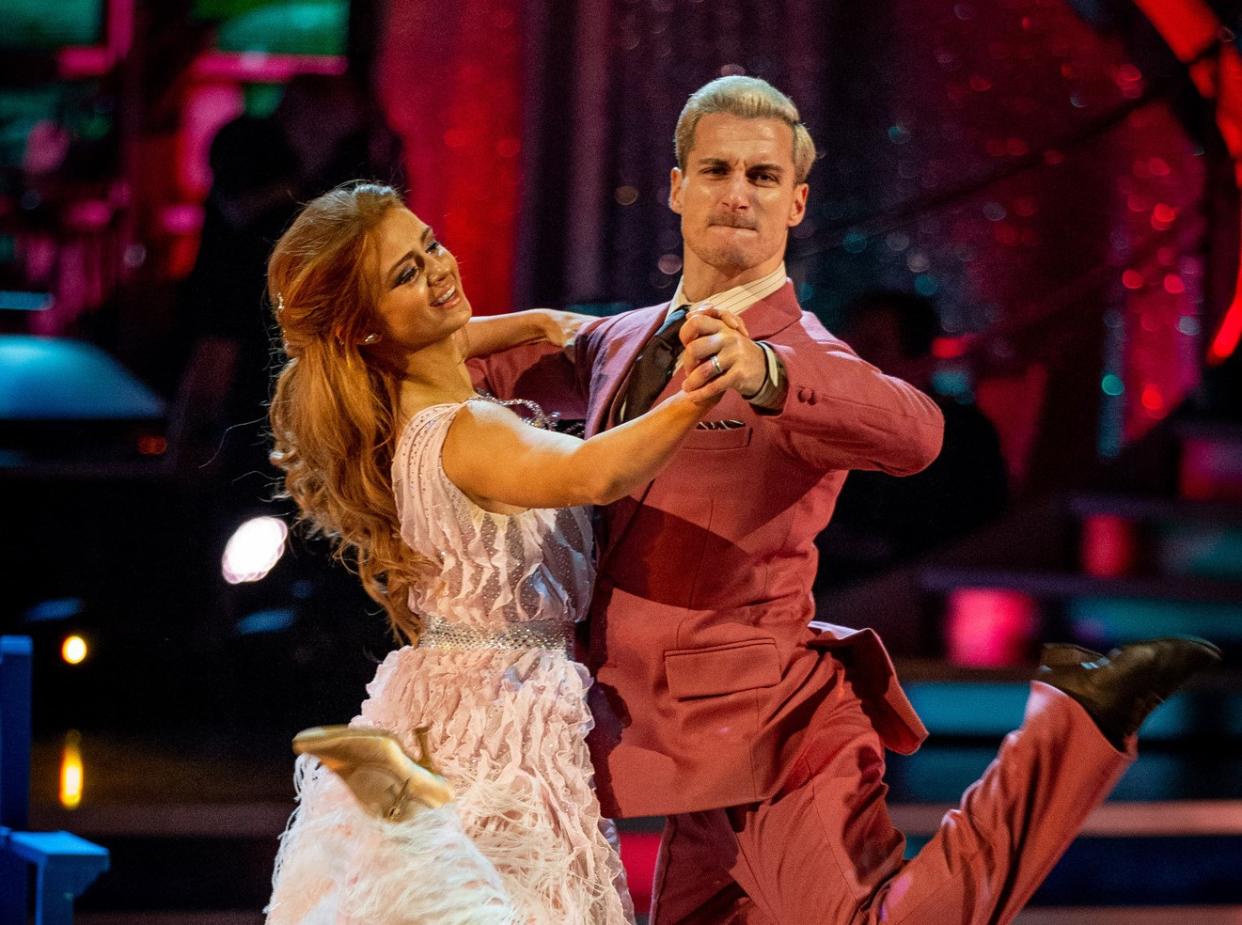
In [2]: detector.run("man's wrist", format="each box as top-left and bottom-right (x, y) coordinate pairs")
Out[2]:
(739, 340), (769, 399)
(744, 341), (787, 410)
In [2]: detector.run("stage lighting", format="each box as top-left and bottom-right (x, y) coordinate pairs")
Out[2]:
(60, 730), (83, 810)
(61, 634), (88, 665)
(222, 515), (289, 584)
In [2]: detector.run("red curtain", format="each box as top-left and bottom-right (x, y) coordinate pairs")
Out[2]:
(377, 0), (524, 316)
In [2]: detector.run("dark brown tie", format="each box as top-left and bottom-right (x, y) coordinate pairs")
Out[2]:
(617, 307), (689, 423)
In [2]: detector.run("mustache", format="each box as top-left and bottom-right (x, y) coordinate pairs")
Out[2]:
(708, 213), (758, 230)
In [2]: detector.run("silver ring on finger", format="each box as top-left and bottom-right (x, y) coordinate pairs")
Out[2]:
(710, 354), (723, 377)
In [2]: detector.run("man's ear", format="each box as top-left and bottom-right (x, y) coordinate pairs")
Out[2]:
(668, 166), (685, 214)
(787, 182), (809, 227)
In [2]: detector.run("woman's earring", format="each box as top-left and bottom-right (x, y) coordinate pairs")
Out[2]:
(361, 333), (382, 345)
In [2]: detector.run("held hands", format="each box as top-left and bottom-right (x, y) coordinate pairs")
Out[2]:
(679, 304), (767, 403)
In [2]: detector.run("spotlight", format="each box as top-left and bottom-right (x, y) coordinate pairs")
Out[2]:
(61, 634), (88, 665)
(222, 516), (289, 584)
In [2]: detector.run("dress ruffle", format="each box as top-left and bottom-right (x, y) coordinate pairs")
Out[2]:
(268, 763), (521, 925)
(267, 646), (634, 925)
(362, 646), (633, 924)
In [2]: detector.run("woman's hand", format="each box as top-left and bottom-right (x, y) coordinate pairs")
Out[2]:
(460, 309), (593, 359)
(533, 309), (594, 348)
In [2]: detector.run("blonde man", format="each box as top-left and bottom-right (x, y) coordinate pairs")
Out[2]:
(474, 75), (1218, 923)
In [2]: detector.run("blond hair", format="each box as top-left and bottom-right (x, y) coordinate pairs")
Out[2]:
(267, 182), (431, 642)
(674, 75), (816, 184)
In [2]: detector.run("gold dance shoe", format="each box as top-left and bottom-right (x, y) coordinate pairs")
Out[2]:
(293, 725), (455, 821)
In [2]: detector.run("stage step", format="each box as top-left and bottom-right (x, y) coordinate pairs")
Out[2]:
(1069, 493), (1242, 525)
(72, 908), (1242, 925)
(41, 797), (1242, 917)
(1176, 421), (1242, 502)
(918, 566), (1242, 653)
(891, 742), (1242, 802)
(898, 676), (1242, 742)
(921, 567), (1242, 606)
(1015, 910), (1242, 924)
(615, 806), (1242, 910)
(889, 801), (1242, 837)
(1068, 493), (1242, 582)
(69, 909), (1242, 925)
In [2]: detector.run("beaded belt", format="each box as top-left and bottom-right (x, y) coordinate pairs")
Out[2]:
(419, 618), (575, 652)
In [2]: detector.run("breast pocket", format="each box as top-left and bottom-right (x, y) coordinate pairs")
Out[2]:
(681, 425), (753, 451)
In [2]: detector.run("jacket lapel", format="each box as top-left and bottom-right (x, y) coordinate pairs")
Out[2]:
(587, 304), (669, 436)
(594, 282), (803, 564)
(732, 281), (801, 341)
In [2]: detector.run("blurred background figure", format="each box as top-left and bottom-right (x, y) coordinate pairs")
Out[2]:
(181, 72), (402, 482)
(815, 290), (1009, 591)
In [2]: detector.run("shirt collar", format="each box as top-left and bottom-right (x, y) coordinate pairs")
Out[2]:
(668, 263), (788, 319)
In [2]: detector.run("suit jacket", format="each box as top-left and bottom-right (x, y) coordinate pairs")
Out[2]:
(471, 282), (943, 817)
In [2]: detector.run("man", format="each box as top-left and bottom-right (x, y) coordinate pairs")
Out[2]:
(474, 76), (1217, 923)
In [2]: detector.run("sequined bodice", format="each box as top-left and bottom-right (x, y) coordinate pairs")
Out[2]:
(392, 400), (595, 633)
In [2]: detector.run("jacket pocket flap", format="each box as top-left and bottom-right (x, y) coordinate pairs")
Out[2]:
(665, 639), (781, 700)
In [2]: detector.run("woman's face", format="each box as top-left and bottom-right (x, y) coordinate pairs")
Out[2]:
(367, 207), (472, 357)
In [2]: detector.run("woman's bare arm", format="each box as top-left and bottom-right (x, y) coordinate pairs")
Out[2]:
(456, 309), (591, 359)
(442, 389), (714, 510)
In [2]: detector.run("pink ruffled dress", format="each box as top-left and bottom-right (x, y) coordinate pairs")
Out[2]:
(266, 401), (635, 925)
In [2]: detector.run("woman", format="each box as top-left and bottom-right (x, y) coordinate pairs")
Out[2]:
(263, 182), (732, 924)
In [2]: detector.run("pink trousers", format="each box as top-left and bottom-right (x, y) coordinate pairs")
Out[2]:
(649, 680), (1132, 925)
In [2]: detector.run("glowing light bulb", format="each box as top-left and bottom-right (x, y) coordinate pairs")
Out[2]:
(60, 730), (83, 810)
(62, 635), (88, 665)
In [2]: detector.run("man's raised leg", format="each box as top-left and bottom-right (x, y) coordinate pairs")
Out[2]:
(655, 637), (1217, 924)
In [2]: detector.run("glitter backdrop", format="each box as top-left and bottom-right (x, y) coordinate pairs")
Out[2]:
(378, 0), (1235, 477)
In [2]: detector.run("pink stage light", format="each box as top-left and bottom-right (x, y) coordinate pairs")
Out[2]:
(190, 51), (347, 83)
(946, 589), (1039, 668)
(1081, 514), (1137, 578)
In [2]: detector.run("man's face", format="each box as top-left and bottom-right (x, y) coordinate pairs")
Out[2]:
(670, 113), (808, 283)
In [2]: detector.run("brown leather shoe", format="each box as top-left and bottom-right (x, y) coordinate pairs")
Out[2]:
(1037, 637), (1221, 749)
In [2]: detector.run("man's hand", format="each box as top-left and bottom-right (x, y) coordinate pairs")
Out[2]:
(679, 305), (766, 401)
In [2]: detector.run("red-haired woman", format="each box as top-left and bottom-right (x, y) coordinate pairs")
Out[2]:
(263, 182), (727, 924)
